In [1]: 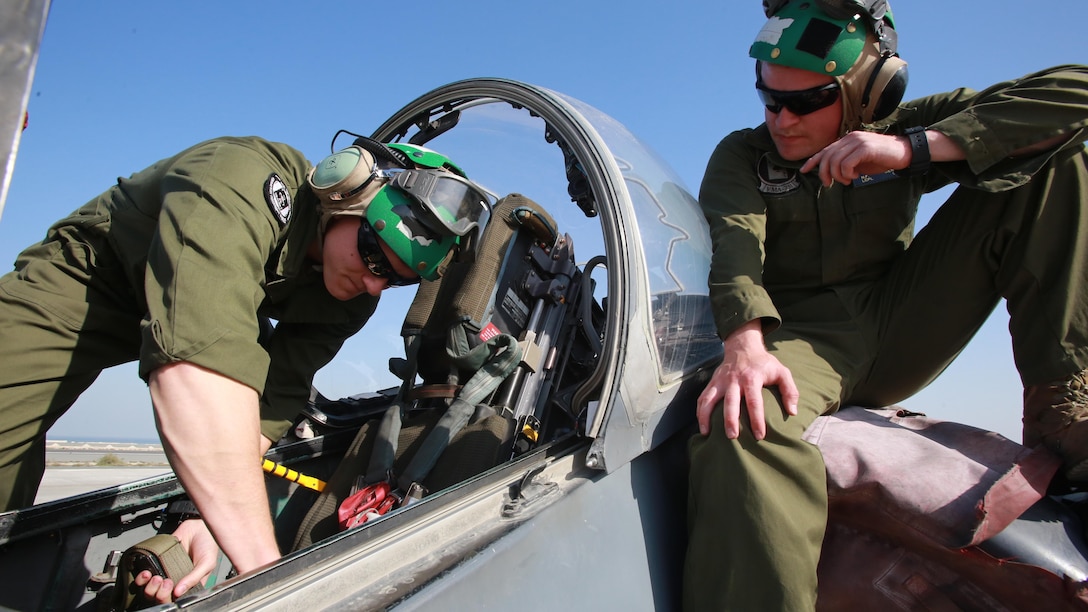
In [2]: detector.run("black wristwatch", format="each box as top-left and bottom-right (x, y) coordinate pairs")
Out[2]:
(898, 126), (931, 177)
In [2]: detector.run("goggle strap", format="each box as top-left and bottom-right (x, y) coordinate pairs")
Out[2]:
(351, 136), (413, 170)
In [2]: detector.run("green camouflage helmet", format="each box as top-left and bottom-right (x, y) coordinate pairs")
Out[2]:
(365, 183), (460, 282)
(750, 0), (907, 131)
(366, 143), (490, 281)
(750, 1), (868, 77)
(311, 138), (489, 280)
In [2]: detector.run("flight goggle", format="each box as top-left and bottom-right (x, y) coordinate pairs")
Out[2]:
(756, 81), (841, 116)
(387, 169), (490, 238)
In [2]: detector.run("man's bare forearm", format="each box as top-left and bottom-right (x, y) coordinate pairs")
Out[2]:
(149, 362), (281, 574)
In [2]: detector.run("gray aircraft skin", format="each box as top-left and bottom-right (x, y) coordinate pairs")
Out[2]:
(3, 3), (1088, 611)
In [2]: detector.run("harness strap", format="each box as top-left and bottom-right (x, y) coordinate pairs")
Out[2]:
(363, 335), (421, 485)
(397, 330), (521, 489)
(407, 383), (462, 400)
(333, 194), (552, 532)
(365, 329), (521, 490)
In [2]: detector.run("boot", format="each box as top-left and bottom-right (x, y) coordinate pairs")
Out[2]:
(1024, 368), (1088, 482)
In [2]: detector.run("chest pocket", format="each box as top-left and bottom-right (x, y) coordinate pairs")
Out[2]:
(766, 193), (817, 223)
(765, 174), (819, 224)
(842, 176), (919, 246)
(762, 185), (821, 288)
(836, 177), (920, 281)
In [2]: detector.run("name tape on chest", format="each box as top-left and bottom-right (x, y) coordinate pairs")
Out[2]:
(851, 170), (900, 188)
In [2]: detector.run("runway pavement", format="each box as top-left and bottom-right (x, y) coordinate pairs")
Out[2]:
(37, 440), (173, 504)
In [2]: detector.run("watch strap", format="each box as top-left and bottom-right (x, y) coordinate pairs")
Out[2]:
(899, 126), (931, 176)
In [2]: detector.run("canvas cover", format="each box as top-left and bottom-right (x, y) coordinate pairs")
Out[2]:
(806, 407), (1088, 610)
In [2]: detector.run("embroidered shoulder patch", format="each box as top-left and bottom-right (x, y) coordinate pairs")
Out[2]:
(265, 173), (291, 226)
(757, 153), (800, 195)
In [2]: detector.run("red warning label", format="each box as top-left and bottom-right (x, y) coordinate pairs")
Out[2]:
(479, 322), (502, 341)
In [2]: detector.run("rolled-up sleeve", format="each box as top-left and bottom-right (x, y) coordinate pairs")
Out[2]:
(922, 65), (1088, 190)
(138, 141), (282, 392)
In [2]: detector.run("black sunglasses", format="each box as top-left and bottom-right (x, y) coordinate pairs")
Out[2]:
(756, 81), (841, 116)
(356, 218), (418, 287)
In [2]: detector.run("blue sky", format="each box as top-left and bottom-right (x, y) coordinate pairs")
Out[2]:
(3, 1), (1081, 443)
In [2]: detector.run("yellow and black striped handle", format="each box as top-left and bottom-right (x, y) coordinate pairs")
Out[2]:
(261, 459), (326, 492)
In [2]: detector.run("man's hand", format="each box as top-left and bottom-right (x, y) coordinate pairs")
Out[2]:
(800, 131), (911, 187)
(134, 519), (218, 604)
(697, 320), (799, 440)
(802, 128), (970, 187)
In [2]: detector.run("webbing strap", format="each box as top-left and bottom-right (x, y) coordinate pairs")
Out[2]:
(364, 333), (422, 485)
(365, 328), (521, 489)
(361, 326), (419, 483)
(113, 534), (204, 611)
(402, 277), (443, 336)
(396, 331), (521, 488)
(446, 325), (514, 398)
(393, 397), (475, 489)
(363, 399), (406, 485)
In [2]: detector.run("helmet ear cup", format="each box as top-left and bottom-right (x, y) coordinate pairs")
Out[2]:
(859, 54), (908, 123)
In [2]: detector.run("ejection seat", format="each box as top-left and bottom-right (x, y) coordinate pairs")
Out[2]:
(289, 192), (590, 550)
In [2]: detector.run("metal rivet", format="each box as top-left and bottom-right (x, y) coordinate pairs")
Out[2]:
(846, 23), (856, 33)
(374, 219), (385, 231)
(825, 61), (837, 73)
(771, 48), (781, 59)
(416, 262), (427, 271)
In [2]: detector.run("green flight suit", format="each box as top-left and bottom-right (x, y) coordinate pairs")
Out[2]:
(685, 65), (1088, 610)
(0, 136), (379, 511)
